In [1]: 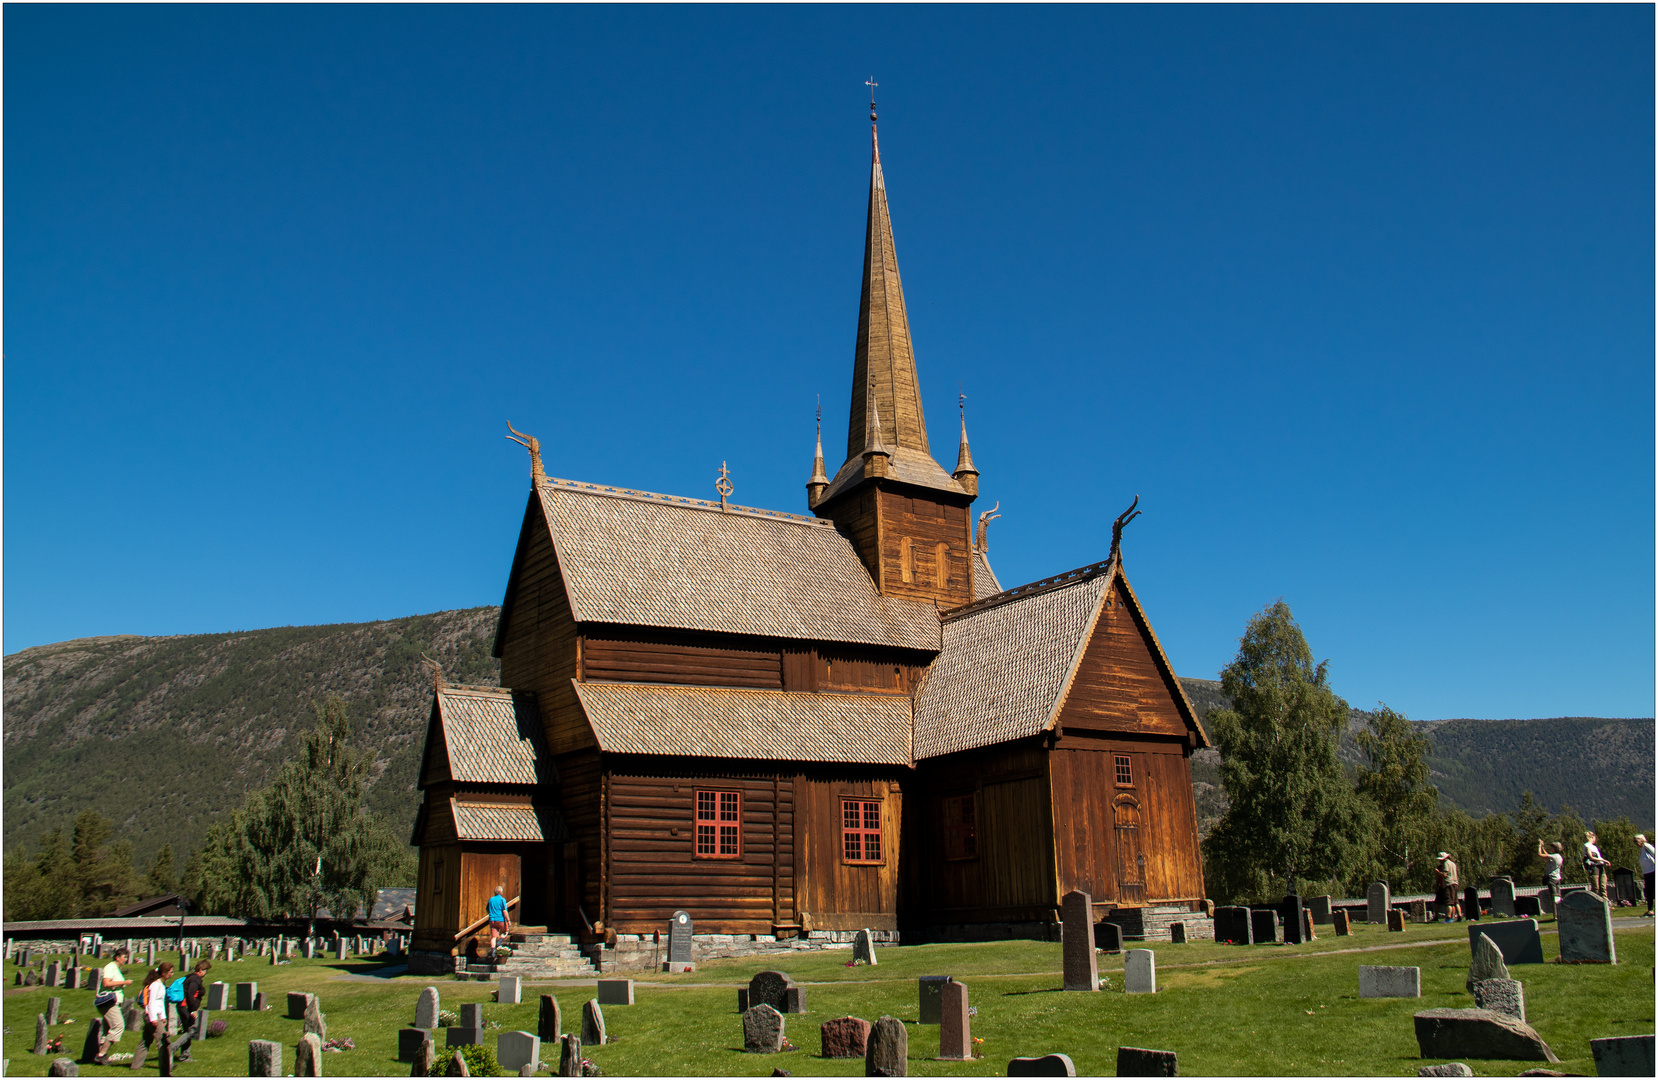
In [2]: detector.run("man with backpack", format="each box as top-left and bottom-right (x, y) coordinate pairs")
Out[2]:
(92, 946), (133, 1064)
(167, 959), (211, 1063)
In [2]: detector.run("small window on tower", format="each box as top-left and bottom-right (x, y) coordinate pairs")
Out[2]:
(695, 790), (742, 859)
(1115, 756), (1134, 787)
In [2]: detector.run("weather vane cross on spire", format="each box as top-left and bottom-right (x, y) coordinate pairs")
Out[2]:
(865, 76), (878, 121)
(716, 461), (734, 510)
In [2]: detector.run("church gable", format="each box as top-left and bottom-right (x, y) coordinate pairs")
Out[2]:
(1056, 573), (1208, 746)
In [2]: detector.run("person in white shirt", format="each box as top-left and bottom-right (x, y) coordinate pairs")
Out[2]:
(1537, 840), (1565, 909)
(141, 962), (173, 1050)
(95, 946), (133, 1064)
(1583, 831), (1611, 898)
(1636, 833), (1655, 916)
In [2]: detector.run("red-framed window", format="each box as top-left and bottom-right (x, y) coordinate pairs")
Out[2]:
(942, 793), (978, 861)
(696, 790), (741, 858)
(1115, 755), (1134, 787)
(842, 799), (884, 864)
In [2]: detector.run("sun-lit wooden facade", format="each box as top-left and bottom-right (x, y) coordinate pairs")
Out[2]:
(409, 120), (1210, 969)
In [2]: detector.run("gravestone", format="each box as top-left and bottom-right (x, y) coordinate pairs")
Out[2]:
(666, 911), (693, 970)
(303, 995), (327, 1042)
(416, 987), (441, 1029)
(499, 975), (523, 1005)
(538, 995), (561, 1042)
(1590, 1034), (1656, 1077)
(1308, 895), (1332, 925)
(1303, 909), (1317, 941)
(35, 1013), (50, 1055)
(1410, 899), (1428, 924)
(48, 1060), (79, 1078)
(303, 940), (315, 960)
(1060, 890), (1098, 991)
(236, 982), (258, 1011)
(290, 993), (314, 1020)
(1491, 878), (1516, 918)
(1359, 965), (1421, 998)
(248, 1039), (283, 1077)
(737, 990), (749, 1013)
(1333, 911), (1351, 936)
(1125, 949), (1156, 994)
(820, 1017), (871, 1059)
(45, 962), (61, 987)
(1537, 887), (1554, 915)
(1116, 1047), (1178, 1076)
(1514, 895), (1540, 918)
(783, 986), (806, 1014)
(596, 979), (633, 1006)
(1250, 909), (1279, 944)
(743, 1004), (784, 1053)
(1387, 909), (1407, 932)
(1467, 932), (1511, 991)
(865, 1016), (908, 1077)
(1612, 868), (1637, 905)
(205, 982), (229, 1011)
(1169, 922), (1186, 945)
(1471, 978), (1525, 1021)
(497, 1031), (540, 1072)
(192, 1009), (210, 1041)
(448, 1051), (470, 1077)
(1368, 882), (1391, 923)
(1467, 920), (1543, 966)
(335, 940), (347, 961)
(460, 1004), (484, 1029)
(918, 976), (950, 1023)
(557, 1033), (582, 1077)
(1281, 895), (1305, 944)
(47, 996), (62, 1026)
(1557, 890), (1616, 963)
(748, 972), (794, 1012)
(296, 1033), (322, 1078)
(1215, 905), (1252, 944)
(122, 1002), (140, 1035)
(1411, 1008), (1557, 1062)
(852, 929), (878, 966)
(415, 1033), (438, 1078)
(66, 965), (80, 990)
(1463, 886), (1481, 920)
(158, 1032), (172, 1078)
(80, 1017), (104, 1064)
(580, 1000), (605, 1046)
(938, 980), (971, 1060)
(398, 1028), (432, 1063)
(1092, 921), (1122, 952)
(447, 1022), (485, 1050)
(1008, 1055), (1077, 1077)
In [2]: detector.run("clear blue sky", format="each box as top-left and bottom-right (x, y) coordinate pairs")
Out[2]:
(5, 5), (1651, 720)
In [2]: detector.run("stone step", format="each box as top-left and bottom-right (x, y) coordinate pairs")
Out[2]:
(509, 933), (573, 945)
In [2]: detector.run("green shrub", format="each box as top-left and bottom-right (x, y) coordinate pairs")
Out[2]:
(454, 1043), (502, 1077)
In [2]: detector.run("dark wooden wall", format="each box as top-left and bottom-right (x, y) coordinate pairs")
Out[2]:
(412, 841), (461, 954)
(554, 749), (603, 933)
(903, 739), (1058, 925)
(1059, 579), (1192, 741)
(601, 764), (795, 935)
(795, 770), (906, 931)
(1048, 735), (1204, 905)
(577, 626), (927, 696)
(499, 499), (589, 754)
(876, 490), (974, 608)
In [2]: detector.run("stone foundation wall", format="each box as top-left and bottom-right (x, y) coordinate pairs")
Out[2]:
(583, 930), (901, 973)
(407, 950), (464, 976)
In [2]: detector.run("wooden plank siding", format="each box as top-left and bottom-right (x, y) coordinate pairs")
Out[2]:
(411, 842), (462, 954)
(1058, 578), (1191, 741)
(1047, 737), (1205, 906)
(795, 771), (906, 931)
(875, 490), (974, 608)
(498, 497), (590, 754)
(816, 487), (882, 585)
(903, 740), (1058, 925)
(553, 749), (604, 933)
(582, 632), (783, 688)
(602, 765), (795, 934)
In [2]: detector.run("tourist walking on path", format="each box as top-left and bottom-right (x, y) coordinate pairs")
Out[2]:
(1584, 831), (1612, 897)
(93, 946), (133, 1064)
(1435, 853), (1461, 922)
(1637, 833), (1655, 916)
(140, 962), (173, 1050)
(1538, 840), (1565, 909)
(488, 885), (511, 953)
(169, 959), (209, 1063)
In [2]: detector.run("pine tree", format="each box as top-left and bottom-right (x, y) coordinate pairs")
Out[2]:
(1200, 600), (1375, 901)
(145, 843), (178, 897)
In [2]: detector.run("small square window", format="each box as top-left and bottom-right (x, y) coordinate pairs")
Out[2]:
(1115, 756), (1134, 787)
(842, 799), (884, 864)
(696, 789), (742, 858)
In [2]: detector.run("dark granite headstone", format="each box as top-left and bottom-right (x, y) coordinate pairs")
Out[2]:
(1214, 905), (1252, 945)
(1093, 922), (1123, 953)
(1250, 909), (1279, 944)
(1308, 895), (1333, 924)
(539, 995), (562, 1042)
(1333, 910), (1351, 936)
(1008, 1054), (1077, 1077)
(1463, 886), (1481, 921)
(1612, 868), (1637, 906)
(1168, 922), (1186, 945)
(820, 1017), (871, 1058)
(80, 1017), (104, 1064)
(1060, 890), (1097, 991)
(235, 982), (258, 1011)
(667, 911), (693, 965)
(580, 1000), (605, 1047)
(48, 1059), (79, 1077)
(865, 1016), (908, 1077)
(1491, 878), (1516, 918)
(918, 976), (949, 1024)
(1467, 920), (1543, 965)
(1590, 1034), (1655, 1077)
(743, 1004), (784, 1053)
(558, 1034), (581, 1077)
(737, 989), (749, 1013)
(1557, 890), (1616, 964)
(460, 1004), (484, 1029)
(1412, 1008), (1557, 1062)
(399, 1028), (432, 1063)
(748, 971), (795, 1013)
(783, 986), (806, 1014)
(1387, 909), (1407, 932)
(248, 1039), (283, 1077)
(1410, 899), (1428, 924)
(1281, 895), (1305, 944)
(1117, 1047), (1178, 1076)
(1367, 882), (1390, 923)
(1514, 895), (1539, 918)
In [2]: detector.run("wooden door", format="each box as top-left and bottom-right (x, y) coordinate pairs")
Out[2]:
(1113, 795), (1145, 905)
(459, 851), (521, 938)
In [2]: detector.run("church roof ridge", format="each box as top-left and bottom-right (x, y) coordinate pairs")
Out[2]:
(941, 556), (1118, 622)
(540, 474), (835, 529)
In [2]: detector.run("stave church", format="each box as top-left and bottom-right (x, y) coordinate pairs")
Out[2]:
(408, 107), (1212, 974)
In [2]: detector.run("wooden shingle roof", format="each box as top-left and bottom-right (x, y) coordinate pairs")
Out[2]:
(452, 800), (567, 842)
(532, 478), (942, 651)
(574, 681), (913, 765)
(914, 561), (1115, 759)
(421, 685), (551, 788)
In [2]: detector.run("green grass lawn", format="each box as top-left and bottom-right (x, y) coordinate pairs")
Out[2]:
(3, 912), (1651, 1076)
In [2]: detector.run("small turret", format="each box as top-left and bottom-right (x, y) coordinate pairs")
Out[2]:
(861, 383), (891, 480)
(807, 413), (830, 506)
(953, 399), (979, 497)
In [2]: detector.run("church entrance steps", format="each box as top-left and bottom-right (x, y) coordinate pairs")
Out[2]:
(464, 937), (600, 979)
(1110, 903), (1216, 943)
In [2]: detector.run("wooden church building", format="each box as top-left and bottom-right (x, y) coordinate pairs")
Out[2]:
(409, 113), (1211, 972)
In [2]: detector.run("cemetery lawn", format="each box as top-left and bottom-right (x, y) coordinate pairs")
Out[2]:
(2, 913), (1650, 1076)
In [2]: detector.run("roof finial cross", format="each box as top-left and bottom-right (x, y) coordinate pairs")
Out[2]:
(715, 461), (734, 510)
(865, 76), (878, 122)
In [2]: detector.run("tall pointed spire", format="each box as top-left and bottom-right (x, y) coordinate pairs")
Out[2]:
(861, 378), (891, 479)
(806, 405), (829, 505)
(845, 118), (929, 461)
(953, 394), (979, 497)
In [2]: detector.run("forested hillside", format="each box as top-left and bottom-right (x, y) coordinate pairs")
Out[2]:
(4, 614), (1650, 870)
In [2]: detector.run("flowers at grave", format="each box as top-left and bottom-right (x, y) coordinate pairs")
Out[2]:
(207, 1019), (228, 1038)
(437, 1008), (459, 1027)
(46, 1036), (64, 1052)
(494, 946), (513, 959)
(107, 1053), (135, 1062)
(321, 1036), (355, 1052)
